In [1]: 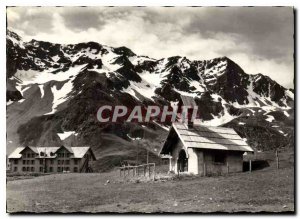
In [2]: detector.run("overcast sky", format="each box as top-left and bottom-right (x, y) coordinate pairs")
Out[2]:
(7, 6), (294, 88)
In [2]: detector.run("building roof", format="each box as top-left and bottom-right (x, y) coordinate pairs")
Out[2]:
(35, 147), (59, 158)
(8, 147), (24, 159)
(72, 147), (91, 158)
(179, 95), (197, 107)
(57, 145), (74, 153)
(160, 123), (253, 155)
(8, 146), (94, 159)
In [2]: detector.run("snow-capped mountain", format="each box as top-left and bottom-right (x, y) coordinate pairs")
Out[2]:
(6, 30), (294, 171)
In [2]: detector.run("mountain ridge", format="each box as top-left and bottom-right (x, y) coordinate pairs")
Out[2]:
(6, 29), (294, 171)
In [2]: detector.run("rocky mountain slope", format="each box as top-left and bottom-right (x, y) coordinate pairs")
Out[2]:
(6, 30), (294, 171)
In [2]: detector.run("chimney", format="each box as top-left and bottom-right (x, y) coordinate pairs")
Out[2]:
(187, 108), (194, 128)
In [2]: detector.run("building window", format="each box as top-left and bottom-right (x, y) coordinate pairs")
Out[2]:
(58, 160), (61, 165)
(31, 160), (34, 165)
(31, 167), (34, 172)
(66, 160), (70, 165)
(39, 167), (43, 172)
(74, 159), (78, 165)
(14, 167), (17, 172)
(40, 160), (43, 165)
(23, 160), (26, 165)
(50, 160), (54, 165)
(65, 167), (70, 171)
(214, 152), (226, 164)
(27, 160), (30, 164)
(14, 160), (18, 164)
(74, 167), (78, 172)
(62, 153), (65, 158)
(49, 167), (53, 172)
(32, 153), (35, 158)
(58, 167), (61, 172)
(22, 167), (26, 171)
(27, 153), (31, 158)
(26, 167), (30, 171)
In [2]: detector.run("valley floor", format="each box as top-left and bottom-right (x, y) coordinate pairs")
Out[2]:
(7, 164), (294, 213)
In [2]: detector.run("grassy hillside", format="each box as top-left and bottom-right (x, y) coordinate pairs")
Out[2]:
(7, 150), (294, 213)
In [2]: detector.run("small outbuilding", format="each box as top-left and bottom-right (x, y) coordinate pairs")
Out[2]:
(159, 122), (254, 176)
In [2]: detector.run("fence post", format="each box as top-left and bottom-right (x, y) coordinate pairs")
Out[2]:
(119, 163), (157, 180)
(227, 162), (229, 174)
(203, 162), (206, 177)
(153, 163), (155, 181)
(276, 150), (279, 169)
(249, 160), (252, 172)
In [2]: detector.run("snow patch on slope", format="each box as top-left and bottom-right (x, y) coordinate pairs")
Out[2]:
(15, 64), (87, 85)
(127, 134), (142, 141)
(45, 80), (73, 115)
(14, 65), (87, 115)
(7, 100), (14, 106)
(173, 88), (199, 97)
(201, 94), (237, 126)
(7, 34), (25, 49)
(139, 71), (163, 87)
(51, 55), (60, 62)
(285, 90), (294, 100)
(38, 84), (44, 98)
(122, 69), (170, 101)
(100, 46), (122, 72)
(18, 86), (30, 96)
(57, 131), (77, 140)
(129, 55), (156, 66)
(189, 81), (205, 93)
(265, 115), (275, 122)
(283, 111), (290, 117)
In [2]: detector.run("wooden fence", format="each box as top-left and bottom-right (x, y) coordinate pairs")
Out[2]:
(119, 163), (156, 180)
(245, 149), (282, 172)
